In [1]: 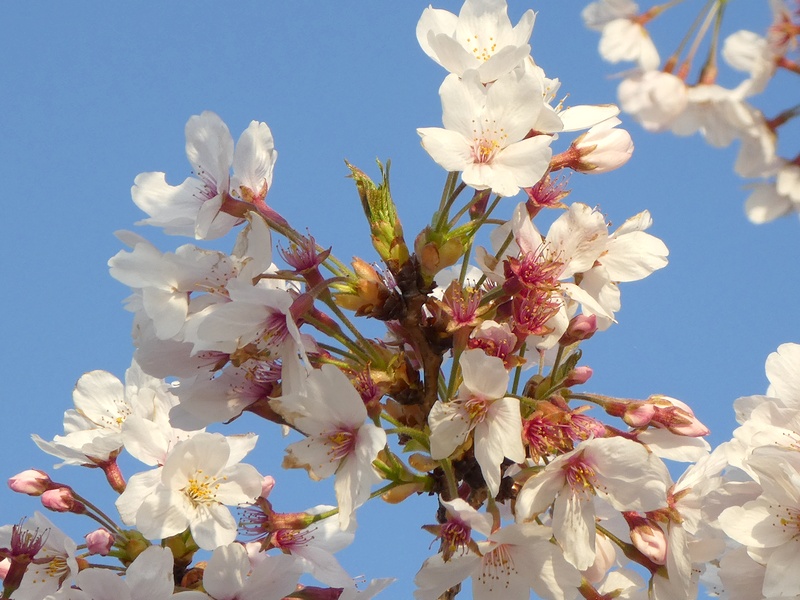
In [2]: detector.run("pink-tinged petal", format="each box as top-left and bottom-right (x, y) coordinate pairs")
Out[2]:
(418, 127), (472, 172)
(552, 493), (595, 570)
(515, 467), (567, 521)
(72, 370), (124, 419)
(587, 437), (670, 511)
(460, 349), (509, 399)
(131, 172), (206, 236)
(191, 502), (238, 549)
(215, 464), (262, 505)
(77, 568), (128, 600)
(414, 551), (481, 600)
(128, 546), (176, 600)
(334, 435), (383, 530)
(136, 487), (191, 540)
(441, 498), (493, 537)
(185, 111), (233, 191)
(241, 554), (303, 600)
(115, 468), (162, 525)
(195, 193), (233, 240)
(203, 543), (249, 599)
(232, 121), (276, 197)
(428, 401), (471, 459)
(142, 287), (188, 340)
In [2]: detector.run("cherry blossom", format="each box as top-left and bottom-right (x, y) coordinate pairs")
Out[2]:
(416, 0), (535, 82)
(417, 69), (554, 197)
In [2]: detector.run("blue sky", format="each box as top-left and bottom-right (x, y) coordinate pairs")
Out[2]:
(1, 1), (795, 598)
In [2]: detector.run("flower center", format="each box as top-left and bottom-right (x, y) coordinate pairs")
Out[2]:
(563, 452), (598, 497)
(477, 543), (518, 592)
(327, 429), (356, 460)
(464, 34), (498, 62)
(184, 470), (222, 506)
(464, 396), (490, 424)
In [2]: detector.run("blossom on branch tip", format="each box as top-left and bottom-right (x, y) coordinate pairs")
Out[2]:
(417, 69), (554, 198)
(416, 0), (535, 82)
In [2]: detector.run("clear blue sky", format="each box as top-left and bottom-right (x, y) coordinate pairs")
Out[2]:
(1, 2), (794, 598)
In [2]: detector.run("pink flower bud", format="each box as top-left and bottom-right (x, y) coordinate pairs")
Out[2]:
(571, 118), (634, 174)
(649, 395), (710, 437)
(623, 512), (667, 565)
(8, 470), (53, 496)
(582, 533), (616, 583)
(623, 402), (657, 427)
(260, 475), (276, 499)
(563, 366), (593, 387)
(559, 314), (598, 346)
(41, 488), (84, 514)
(85, 528), (115, 556)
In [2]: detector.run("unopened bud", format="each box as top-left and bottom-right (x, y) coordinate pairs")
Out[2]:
(571, 118), (634, 174)
(623, 511), (667, 565)
(582, 532), (616, 583)
(382, 482), (424, 504)
(623, 402), (657, 427)
(85, 528), (115, 556)
(415, 227), (464, 281)
(260, 475), (276, 499)
(648, 395), (710, 437)
(563, 366), (593, 387)
(41, 488), (84, 514)
(8, 470), (53, 496)
(559, 314), (598, 346)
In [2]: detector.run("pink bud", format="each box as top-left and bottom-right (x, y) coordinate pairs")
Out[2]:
(41, 488), (84, 514)
(260, 475), (276, 499)
(623, 402), (656, 427)
(623, 512), (668, 565)
(563, 366), (593, 387)
(559, 314), (598, 346)
(0, 559), (9, 580)
(582, 533), (616, 583)
(571, 118), (634, 174)
(85, 528), (115, 556)
(649, 395), (710, 437)
(8, 470), (53, 496)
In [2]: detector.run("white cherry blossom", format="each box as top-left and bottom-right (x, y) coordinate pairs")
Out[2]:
(417, 69), (554, 197)
(428, 349), (524, 496)
(416, 0), (535, 82)
(273, 364), (387, 529)
(115, 432), (262, 549)
(132, 111), (277, 240)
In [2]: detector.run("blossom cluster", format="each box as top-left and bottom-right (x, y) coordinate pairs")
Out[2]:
(1, 1), (798, 600)
(582, 0), (800, 223)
